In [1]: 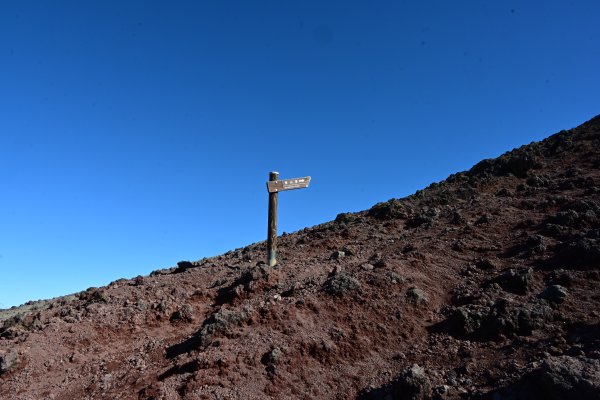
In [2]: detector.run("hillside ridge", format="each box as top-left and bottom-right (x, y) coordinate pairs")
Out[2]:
(1, 115), (599, 400)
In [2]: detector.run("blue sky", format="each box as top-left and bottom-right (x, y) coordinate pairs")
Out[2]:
(1, 1), (599, 308)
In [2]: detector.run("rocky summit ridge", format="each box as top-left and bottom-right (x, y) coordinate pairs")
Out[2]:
(1, 115), (600, 400)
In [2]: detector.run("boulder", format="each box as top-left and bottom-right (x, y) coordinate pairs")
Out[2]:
(173, 261), (195, 273)
(368, 199), (410, 220)
(170, 304), (195, 323)
(541, 285), (568, 303)
(406, 287), (429, 305)
(325, 273), (360, 296)
(555, 236), (600, 269)
(495, 268), (534, 295)
(446, 298), (552, 340)
(0, 351), (20, 375)
(391, 364), (432, 400)
(406, 208), (440, 228)
(535, 356), (600, 400)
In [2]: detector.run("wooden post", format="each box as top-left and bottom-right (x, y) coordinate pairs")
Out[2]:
(265, 172), (310, 266)
(267, 171), (279, 266)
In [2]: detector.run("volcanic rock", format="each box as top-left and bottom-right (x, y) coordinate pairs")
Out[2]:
(406, 287), (429, 305)
(529, 356), (600, 400)
(541, 285), (568, 303)
(325, 273), (360, 296)
(0, 352), (20, 375)
(494, 267), (534, 295)
(392, 364), (433, 400)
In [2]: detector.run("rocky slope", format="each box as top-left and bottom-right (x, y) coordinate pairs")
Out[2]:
(1, 116), (599, 400)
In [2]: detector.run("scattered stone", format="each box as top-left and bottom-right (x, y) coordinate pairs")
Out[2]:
(0, 351), (20, 375)
(555, 236), (600, 269)
(197, 305), (254, 348)
(533, 356), (600, 400)
(559, 180), (577, 190)
(550, 201), (599, 230)
(130, 276), (145, 286)
(526, 174), (550, 188)
(402, 244), (416, 253)
(406, 208), (440, 228)
(392, 364), (432, 400)
(0, 325), (23, 340)
(445, 298), (552, 340)
(335, 212), (358, 224)
(496, 188), (511, 197)
(368, 199), (410, 220)
(475, 214), (490, 225)
(452, 239), (466, 252)
(330, 250), (345, 260)
(541, 285), (568, 303)
(587, 270), (600, 281)
(325, 273), (361, 296)
(361, 263), (374, 271)
(261, 347), (283, 366)
(568, 199), (600, 214)
(542, 223), (569, 238)
(469, 152), (537, 178)
(504, 153), (538, 178)
(211, 278), (228, 288)
(585, 186), (600, 194)
(547, 269), (574, 287)
(554, 210), (581, 227)
(78, 288), (109, 304)
(494, 268), (534, 295)
(388, 272), (406, 284)
(329, 264), (344, 276)
(154, 298), (171, 314)
(149, 268), (173, 276)
(450, 211), (466, 225)
(526, 234), (547, 254)
(136, 300), (147, 311)
(566, 167), (582, 177)
(475, 258), (497, 271)
(445, 370), (458, 386)
(406, 287), (429, 305)
(170, 304), (195, 323)
(341, 246), (356, 257)
(173, 261), (195, 274)
(433, 385), (450, 397)
(217, 266), (280, 304)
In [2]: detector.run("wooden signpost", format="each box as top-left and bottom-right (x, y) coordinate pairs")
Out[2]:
(266, 172), (311, 266)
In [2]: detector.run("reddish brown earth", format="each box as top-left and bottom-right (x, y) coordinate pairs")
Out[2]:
(1, 116), (600, 400)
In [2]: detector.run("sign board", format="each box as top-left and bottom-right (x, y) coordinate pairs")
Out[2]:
(267, 176), (311, 193)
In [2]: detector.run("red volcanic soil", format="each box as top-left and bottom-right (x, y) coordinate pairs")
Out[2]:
(1, 116), (600, 400)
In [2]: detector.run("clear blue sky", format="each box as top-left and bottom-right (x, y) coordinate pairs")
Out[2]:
(1, 1), (599, 308)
